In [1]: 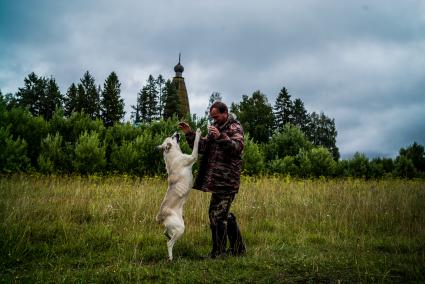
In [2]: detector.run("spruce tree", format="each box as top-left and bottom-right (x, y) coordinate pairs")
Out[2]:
(64, 83), (78, 117)
(163, 79), (180, 119)
(16, 72), (43, 116)
(156, 74), (166, 118)
(40, 77), (62, 120)
(101, 72), (125, 127)
(292, 98), (310, 134)
(273, 87), (293, 131)
(78, 71), (100, 119)
(146, 75), (158, 120)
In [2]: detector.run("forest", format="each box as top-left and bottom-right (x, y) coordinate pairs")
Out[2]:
(1, 71), (424, 178)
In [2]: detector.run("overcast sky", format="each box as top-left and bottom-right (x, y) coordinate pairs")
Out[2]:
(1, 0), (424, 158)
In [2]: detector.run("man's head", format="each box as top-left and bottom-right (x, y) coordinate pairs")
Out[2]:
(209, 101), (228, 125)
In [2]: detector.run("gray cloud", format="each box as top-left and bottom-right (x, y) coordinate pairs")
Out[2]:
(1, 0), (424, 158)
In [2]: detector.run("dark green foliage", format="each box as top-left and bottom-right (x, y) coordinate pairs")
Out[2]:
(0, 127), (30, 172)
(231, 91), (274, 143)
(348, 152), (370, 178)
(269, 156), (298, 176)
(273, 87), (293, 131)
(15, 72), (63, 119)
(1, 107), (49, 165)
(292, 98), (310, 135)
(101, 72), (125, 127)
(63, 83), (78, 117)
(399, 142), (425, 173)
(77, 71), (101, 119)
(73, 131), (106, 174)
(393, 156), (417, 178)
(133, 75), (159, 124)
(37, 132), (68, 174)
(307, 147), (336, 177)
(264, 124), (312, 160)
(162, 80), (180, 120)
(308, 112), (340, 160)
(156, 75), (166, 118)
(242, 135), (265, 175)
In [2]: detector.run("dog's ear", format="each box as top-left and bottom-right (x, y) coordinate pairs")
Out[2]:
(165, 142), (172, 153)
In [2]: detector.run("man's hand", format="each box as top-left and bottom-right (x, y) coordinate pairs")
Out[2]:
(208, 126), (220, 139)
(178, 122), (191, 134)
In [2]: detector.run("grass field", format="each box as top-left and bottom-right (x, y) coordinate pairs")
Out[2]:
(1, 174), (424, 283)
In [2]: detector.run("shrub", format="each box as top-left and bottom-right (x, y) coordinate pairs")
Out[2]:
(307, 147), (336, 177)
(37, 132), (68, 173)
(73, 131), (106, 174)
(0, 127), (30, 172)
(348, 152), (370, 178)
(242, 136), (265, 175)
(264, 124), (312, 161)
(393, 156), (417, 178)
(269, 156), (298, 176)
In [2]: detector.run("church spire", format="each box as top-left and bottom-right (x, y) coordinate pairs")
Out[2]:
(172, 53), (190, 117)
(174, 53), (184, 77)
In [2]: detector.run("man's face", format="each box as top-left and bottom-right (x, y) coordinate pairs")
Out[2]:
(210, 108), (228, 125)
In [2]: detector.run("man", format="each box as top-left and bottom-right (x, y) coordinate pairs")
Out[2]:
(178, 101), (246, 258)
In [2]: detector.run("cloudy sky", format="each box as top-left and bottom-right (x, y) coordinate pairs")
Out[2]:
(1, 0), (424, 158)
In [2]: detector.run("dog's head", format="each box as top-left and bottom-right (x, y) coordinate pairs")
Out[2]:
(156, 132), (180, 153)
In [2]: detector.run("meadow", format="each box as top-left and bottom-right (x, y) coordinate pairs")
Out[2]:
(1, 174), (424, 283)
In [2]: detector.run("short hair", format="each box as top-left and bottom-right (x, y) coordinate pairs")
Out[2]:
(209, 101), (228, 114)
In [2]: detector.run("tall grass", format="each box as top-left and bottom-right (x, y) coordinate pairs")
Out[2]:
(1, 174), (424, 282)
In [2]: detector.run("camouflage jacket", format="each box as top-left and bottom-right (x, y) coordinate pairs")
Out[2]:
(186, 114), (244, 194)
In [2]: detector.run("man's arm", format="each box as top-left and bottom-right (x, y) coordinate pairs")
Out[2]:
(215, 123), (244, 157)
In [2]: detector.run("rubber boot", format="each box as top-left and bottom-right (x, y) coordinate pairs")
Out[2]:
(227, 213), (246, 256)
(208, 224), (219, 258)
(213, 222), (228, 258)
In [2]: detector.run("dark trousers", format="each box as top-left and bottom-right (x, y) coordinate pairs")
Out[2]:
(208, 193), (245, 256)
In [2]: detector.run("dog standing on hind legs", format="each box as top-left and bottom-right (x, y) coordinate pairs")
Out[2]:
(155, 129), (201, 261)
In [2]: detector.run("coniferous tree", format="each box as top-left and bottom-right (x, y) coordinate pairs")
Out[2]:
(16, 73), (62, 119)
(308, 111), (339, 160)
(40, 77), (62, 120)
(136, 86), (150, 123)
(64, 83), (78, 117)
(273, 87), (293, 132)
(16, 72), (43, 116)
(146, 75), (159, 120)
(156, 74), (166, 118)
(163, 79), (180, 119)
(78, 71), (100, 119)
(292, 98), (310, 134)
(101, 72), (125, 127)
(231, 90), (274, 143)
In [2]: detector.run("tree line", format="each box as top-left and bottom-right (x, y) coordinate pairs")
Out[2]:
(1, 71), (424, 178)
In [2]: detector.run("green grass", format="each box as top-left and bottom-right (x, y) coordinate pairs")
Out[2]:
(1, 174), (424, 283)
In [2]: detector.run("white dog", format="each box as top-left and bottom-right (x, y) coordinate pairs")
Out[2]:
(156, 129), (201, 261)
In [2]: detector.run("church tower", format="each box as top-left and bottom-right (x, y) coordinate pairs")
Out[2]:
(172, 53), (190, 118)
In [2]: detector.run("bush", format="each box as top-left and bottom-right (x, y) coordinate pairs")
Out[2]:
(307, 147), (336, 177)
(348, 152), (370, 178)
(109, 140), (139, 174)
(269, 156), (298, 176)
(0, 127), (30, 172)
(264, 124), (312, 161)
(393, 156), (417, 178)
(37, 132), (68, 173)
(73, 131), (106, 174)
(242, 136), (265, 175)
(133, 130), (164, 176)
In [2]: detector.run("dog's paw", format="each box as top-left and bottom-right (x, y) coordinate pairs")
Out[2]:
(196, 128), (201, 135)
